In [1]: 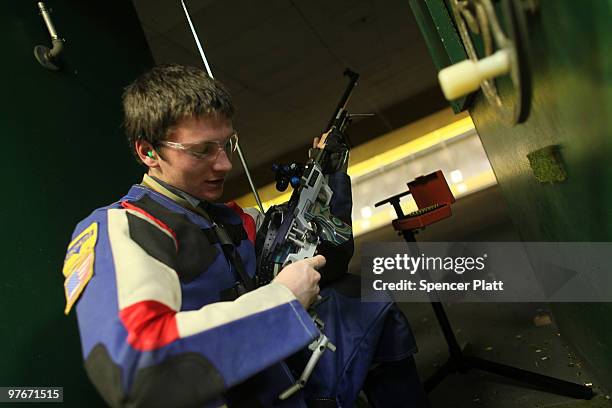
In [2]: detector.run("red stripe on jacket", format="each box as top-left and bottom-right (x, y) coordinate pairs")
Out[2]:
(225, 201), (257, 244)
(119, 301), (179, 351)
(121, 201), (179, 251)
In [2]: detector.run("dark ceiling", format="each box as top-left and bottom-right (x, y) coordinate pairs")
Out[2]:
(131, 0), (448, 199)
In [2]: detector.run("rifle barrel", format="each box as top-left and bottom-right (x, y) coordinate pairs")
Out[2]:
(324, 69), (359, 133)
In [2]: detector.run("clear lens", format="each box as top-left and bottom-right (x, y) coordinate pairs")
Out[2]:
(192, 141), (216, 157)
(161, 131), (238, 160)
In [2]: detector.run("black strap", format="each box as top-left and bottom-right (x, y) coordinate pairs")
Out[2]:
(197, 204), (256, 293)
(220, 240), (256, 292)
(219, 282), (248, 302)
(201, 224), (247, 246)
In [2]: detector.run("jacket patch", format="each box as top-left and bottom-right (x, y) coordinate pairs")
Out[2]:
(126, 212), (178, 271)
(130, 352), (226, 407)
(119, 300), (179, 351)
(128, 195), (220, 283)
(121, 201), (178, 251)
(63, 222), (98, 314)
(84, 344), (125, 407)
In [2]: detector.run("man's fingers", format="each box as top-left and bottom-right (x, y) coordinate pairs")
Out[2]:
(313, 137), (320, 148)
(308, 255), (326, 270)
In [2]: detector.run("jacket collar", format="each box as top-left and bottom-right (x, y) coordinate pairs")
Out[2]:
(140, 174), (211, 220)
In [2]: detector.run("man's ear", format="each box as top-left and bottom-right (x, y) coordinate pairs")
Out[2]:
(135, 139), (160, 168)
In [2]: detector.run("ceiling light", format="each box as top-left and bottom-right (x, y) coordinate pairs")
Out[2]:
(450, 169), (464, 183)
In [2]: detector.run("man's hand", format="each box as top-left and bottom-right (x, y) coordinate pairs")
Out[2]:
(274, 255), (326, 309)
(310, 134), (349, 173)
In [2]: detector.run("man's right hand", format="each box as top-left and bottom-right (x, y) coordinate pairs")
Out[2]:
(274, 255), (326, 308)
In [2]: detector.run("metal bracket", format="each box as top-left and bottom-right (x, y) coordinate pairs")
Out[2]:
(278, 332), (337, 400)
(34, 2), (64, 71)
(440, 0), (534, 124)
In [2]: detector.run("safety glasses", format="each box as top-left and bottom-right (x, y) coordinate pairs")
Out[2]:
(159, 131), (238, 160)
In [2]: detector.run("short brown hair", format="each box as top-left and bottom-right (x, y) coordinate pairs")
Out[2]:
(122, 64), (234, 164)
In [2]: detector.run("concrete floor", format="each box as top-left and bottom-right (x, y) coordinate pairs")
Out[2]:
(353, 186), (612, 407)
(400, 301), (611, 407)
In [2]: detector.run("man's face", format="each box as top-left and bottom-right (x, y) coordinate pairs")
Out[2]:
(152, 113), (234, 202)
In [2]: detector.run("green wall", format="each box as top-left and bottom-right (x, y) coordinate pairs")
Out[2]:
(1, 1), (153, 404)
(412, 0), (612, 388)
(468, 0), (612, 386)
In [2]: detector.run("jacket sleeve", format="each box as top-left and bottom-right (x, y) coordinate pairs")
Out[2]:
(70, 207), (318, 408)
(327, 171), (353, 226)
(317, 171), (354, 285)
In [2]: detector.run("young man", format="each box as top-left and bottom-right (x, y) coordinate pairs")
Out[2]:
(62, 64), (426, 407)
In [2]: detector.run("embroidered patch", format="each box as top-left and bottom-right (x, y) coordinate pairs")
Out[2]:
(63, 222), (98, 314)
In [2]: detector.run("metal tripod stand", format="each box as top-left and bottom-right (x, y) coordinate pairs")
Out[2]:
(376, 190), (594, 400)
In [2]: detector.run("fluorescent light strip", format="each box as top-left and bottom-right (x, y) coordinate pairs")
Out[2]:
(233, 115), (476, 211)
(348, 116), (474, 180)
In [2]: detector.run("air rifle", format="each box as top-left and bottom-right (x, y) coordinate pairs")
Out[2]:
(255, 69), (360, 399)
(255, 68), (359, 285)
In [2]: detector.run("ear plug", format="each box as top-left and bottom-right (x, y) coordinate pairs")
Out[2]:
(147, 151), (154, 158)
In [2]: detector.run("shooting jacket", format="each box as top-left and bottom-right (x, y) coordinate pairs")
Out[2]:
(63, 173), (416, 407)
